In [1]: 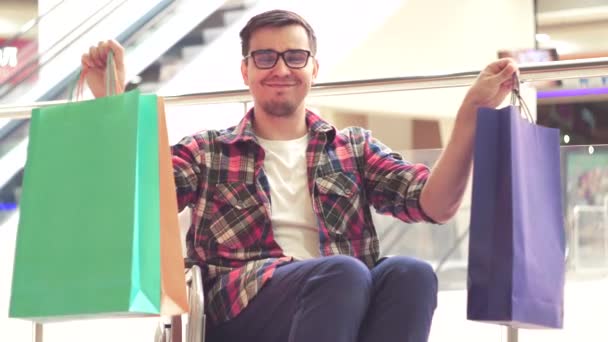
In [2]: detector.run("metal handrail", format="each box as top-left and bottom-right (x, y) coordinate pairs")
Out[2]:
(1, 57), (608, 119)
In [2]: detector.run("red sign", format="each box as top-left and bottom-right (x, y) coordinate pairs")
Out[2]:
(0, 38), (39, 86)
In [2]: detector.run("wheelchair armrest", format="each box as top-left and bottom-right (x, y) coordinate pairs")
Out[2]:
(185, 265), (206, 342)
(155, 265), (206, 342)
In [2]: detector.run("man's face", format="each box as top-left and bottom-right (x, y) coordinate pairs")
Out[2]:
(241, 25), (318, 118)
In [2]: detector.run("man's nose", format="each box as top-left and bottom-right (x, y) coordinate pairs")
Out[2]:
(272, 56), (291, 75)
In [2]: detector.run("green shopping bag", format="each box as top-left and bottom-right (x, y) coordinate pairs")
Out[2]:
(9, 68), (166, 321)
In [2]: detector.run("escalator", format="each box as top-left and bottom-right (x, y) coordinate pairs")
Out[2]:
(0, 0), (257, 226)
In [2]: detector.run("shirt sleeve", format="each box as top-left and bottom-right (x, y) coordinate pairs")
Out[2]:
(171, 134), (206, 212)
(353, 128), (436, 223)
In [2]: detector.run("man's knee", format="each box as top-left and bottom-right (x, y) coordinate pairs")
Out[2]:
(374, 256), (438, 296)
(360, 257), (438, 342)
(304, 255), (372, 300)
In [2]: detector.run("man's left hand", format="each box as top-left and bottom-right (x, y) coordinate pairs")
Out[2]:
(463, 58), (519, 110)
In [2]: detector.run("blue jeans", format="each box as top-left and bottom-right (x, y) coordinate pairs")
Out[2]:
(206, 255), (438, 342)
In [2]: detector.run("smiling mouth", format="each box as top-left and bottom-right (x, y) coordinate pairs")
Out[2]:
(265, 83), (297, 88)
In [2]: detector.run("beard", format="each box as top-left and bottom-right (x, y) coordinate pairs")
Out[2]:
(260, 99), (297, 117)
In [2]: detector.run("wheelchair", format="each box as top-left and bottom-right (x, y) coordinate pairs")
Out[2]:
(155, 265), (206, 342)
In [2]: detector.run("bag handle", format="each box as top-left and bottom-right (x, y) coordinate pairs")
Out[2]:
(69, 50), (121, 101)
(510, 73), (534, 123)
(105, 50), (120, 97)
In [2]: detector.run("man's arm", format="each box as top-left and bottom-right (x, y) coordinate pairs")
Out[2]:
(172, 135), (206, 212)
(357, 128), (434, 224)
(82, 39), (203, 211)
(419, 58), (518, 223)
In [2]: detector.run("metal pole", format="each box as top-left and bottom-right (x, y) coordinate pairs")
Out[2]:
(2, 57), (608, 119)
(507, 326), (519, 342)
(32, 323), (43, 342)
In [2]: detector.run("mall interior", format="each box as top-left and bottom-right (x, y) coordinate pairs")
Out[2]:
(1, 0), (607, 341)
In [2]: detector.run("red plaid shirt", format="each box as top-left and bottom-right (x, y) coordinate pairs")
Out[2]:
(171, 109), (433, 324)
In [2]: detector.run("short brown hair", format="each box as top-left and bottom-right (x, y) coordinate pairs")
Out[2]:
(239, 9), (317, 57)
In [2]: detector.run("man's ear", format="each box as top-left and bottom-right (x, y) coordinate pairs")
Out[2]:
(312, 58), (319, 83)
(241, 60), (249, 86)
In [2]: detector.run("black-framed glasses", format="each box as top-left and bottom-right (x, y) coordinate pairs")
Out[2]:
(245, 49), (313, 69)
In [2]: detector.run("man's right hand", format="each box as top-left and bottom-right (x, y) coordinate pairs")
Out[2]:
(81, 40), (126, 98)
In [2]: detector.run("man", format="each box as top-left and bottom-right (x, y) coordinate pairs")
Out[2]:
(82, 9), (517, 342)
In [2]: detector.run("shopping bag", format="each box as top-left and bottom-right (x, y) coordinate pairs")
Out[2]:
(9, 54), (188, 321)
(157, 97), (189, 316)
(466, 98), (566, 329)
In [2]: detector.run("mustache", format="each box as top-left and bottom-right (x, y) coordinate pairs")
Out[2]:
(261, 76), (300, 84)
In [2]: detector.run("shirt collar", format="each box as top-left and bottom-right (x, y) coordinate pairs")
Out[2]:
(217, 108), (336, 144)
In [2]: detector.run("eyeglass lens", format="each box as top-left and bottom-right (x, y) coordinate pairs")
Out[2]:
(252, 50), (310, 69)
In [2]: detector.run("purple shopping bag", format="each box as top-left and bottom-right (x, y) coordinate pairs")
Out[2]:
(466, 103), (566, 329)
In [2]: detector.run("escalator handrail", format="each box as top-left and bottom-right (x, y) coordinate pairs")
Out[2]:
(0, 0), (177, 102)
(49, 0), (178, 102)
(0, 0), (67, 49)
(0, 0), (177, 150)
(0, 0), (126, 92)
(0, 0), (179, 193)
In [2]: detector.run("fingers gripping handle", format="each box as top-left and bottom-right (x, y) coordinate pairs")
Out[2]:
(510, 72), (534, 123)
(71, 49), (122, 101)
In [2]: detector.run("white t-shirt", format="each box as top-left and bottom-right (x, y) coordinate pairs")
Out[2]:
(256, 134), (320, 260)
